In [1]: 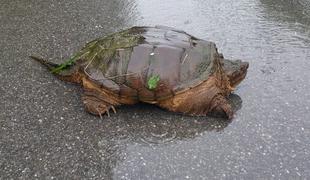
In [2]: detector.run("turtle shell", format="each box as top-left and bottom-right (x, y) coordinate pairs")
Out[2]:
(74, 26), (221, 102)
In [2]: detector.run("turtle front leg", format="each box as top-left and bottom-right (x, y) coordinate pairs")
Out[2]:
(208, 94), (233, 119)
(157, 76), (234, 119)
(158, 92), (233, 119)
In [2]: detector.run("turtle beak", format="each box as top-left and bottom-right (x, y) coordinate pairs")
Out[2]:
(223, 59), (249, 88)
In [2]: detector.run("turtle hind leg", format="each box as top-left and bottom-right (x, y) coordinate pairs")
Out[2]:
(82, 92), (118, 118)
(82, 87), (121, 118)
(81, 77), (130, 118)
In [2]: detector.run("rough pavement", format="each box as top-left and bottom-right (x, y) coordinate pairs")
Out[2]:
(1, 0), (310, 179)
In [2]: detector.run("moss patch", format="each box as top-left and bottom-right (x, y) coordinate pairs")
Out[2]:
(52, 28), (143, 74)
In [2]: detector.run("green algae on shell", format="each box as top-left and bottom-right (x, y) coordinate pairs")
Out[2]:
(51, 28), (144, 74)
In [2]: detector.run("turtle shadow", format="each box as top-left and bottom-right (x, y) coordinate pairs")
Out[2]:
(102, 93), (243, 145)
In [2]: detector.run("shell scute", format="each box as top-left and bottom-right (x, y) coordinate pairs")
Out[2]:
(63, 26), (223, 100)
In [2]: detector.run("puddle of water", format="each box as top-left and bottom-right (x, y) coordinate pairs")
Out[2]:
(112, 0), (310, 179)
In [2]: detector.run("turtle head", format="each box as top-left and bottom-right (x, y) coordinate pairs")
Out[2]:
(222, 58), (249, 88)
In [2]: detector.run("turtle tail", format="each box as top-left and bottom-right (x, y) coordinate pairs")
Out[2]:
(30, 55), (82, 83)
(29, 56), (59, 71)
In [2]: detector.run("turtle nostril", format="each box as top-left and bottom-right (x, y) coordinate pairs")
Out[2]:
(243, 62), (249, 69)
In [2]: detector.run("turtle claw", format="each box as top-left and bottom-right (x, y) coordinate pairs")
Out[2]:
(111, 106), (116, 114)
(97, 108), (103, 119)
(106, 108), (110, 117)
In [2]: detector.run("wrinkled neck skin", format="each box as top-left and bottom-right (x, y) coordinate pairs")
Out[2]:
(221, 58), (249, 88)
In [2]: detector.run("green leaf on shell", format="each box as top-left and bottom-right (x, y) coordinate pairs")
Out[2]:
(147, 75), (160, 90)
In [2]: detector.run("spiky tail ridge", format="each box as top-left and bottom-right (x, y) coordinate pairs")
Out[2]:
(29, 56), (59, 71)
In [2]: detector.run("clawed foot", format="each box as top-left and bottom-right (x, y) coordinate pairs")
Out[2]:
(82, 95), (117, 119)
(95, 104), (116, 119)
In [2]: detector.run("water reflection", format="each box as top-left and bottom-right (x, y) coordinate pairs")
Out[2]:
(258, 0), (310, 54)
(259, 0), (310, 26)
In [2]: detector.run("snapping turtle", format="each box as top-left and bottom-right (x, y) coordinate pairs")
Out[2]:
(31, 26), (248, 119)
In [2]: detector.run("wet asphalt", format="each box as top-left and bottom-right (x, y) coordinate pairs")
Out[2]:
(1, 0), (310, 179)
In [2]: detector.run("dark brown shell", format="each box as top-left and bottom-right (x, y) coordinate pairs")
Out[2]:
(76, 26), (221, 102)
